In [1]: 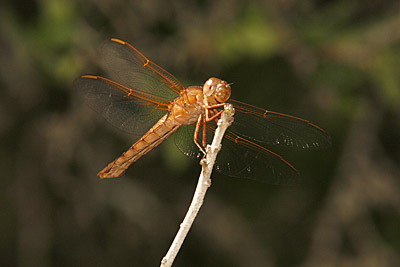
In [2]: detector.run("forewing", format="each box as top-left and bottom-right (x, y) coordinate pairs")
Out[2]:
(229, 99), (331, 149)
(75, 38), (187, 136)
(101, 38), (184, 102)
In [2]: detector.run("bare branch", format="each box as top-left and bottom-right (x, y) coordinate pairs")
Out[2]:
(161, 104), (235, 267)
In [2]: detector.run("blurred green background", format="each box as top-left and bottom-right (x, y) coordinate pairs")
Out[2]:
(1, 0), (400, 266)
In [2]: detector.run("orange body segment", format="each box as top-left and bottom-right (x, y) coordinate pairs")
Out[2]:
(98, 114), (180, 178)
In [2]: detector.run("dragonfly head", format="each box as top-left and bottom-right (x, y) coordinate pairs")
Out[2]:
(203, 77), (231, 104)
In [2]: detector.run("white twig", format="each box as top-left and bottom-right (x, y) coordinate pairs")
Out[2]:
(160, 104), (235, 267)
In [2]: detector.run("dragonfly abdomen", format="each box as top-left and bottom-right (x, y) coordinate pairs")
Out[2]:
(98, 114), (180, 178)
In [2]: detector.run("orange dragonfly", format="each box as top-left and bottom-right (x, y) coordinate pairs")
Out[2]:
(74, 38), (331, 185)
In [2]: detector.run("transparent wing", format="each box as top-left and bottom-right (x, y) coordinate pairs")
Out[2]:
(74, 38), (187, 136)
(229, 99), (331, 149)
(101, 38), (184, 102)
(174, 109), (300, 185)
(74, 75), (169, 136)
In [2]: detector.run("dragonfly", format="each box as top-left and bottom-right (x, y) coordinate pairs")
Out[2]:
(74, 38), (331, 185)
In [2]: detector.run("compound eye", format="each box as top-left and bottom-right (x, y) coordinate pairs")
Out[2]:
(203, 78), (218, 96)
(215, 83), (231, 103)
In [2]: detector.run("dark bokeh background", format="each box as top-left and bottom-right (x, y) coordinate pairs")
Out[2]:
(1, 0), (400, 266)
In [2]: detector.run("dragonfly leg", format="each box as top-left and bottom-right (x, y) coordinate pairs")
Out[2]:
(202, 117), (207, 147)
(193, 114), (206, 155)
(205, 106), (224, 122)
(207, 103), (226, 109)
